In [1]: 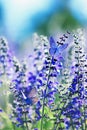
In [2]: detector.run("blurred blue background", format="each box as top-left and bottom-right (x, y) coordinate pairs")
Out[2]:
(0, 0), (61, 41)
(0, 0), (87, 56)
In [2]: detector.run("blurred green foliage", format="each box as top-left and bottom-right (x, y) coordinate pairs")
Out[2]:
(37, 9), (81, 36)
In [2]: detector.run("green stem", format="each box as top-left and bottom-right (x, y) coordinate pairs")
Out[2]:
(12, 123), (16, 130)
(41, 59), (52, 130)
(23, 105), (29, 130)
(25, 113), (29, 130)
(84, 106), (86, 130)
(70, 117), (75, 130)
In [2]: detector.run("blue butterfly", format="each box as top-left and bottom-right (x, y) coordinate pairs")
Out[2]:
(49, 36), (68, 57)
(21, 88), (38, 105)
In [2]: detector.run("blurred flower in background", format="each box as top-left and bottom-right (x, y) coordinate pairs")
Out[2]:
(0, 0), (87, 56)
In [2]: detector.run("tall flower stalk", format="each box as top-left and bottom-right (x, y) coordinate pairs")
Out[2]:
(62, 32), (87, 130)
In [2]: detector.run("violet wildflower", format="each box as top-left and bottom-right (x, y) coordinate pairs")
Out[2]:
(0, 37), (13, 77)
(10, 62), (30, 129)
(10, 60), (40, 129)
(62, 33), (87, 130)
(0, 37), (17, 112)
(33, 34), (49, 72)
(1, 32), (87, 130)
(47, 32), (71, 130)
(35, 32), (71, 130)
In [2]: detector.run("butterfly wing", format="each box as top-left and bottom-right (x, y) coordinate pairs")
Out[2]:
(54, 44), (68, 58)
(49, 37), (68, 57)
(58, 43), (68, 53)
(28, 88), (38, 104)
(49, 36), (56, 48)
(49, 37), (58, 56)
(28, 88), (37, 98)
(31, 97), (38, 104)
(49, 48), (57, 56)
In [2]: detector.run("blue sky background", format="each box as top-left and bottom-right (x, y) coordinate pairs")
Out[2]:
(0, 0), (87, 55)
(0, 0), (62, 41)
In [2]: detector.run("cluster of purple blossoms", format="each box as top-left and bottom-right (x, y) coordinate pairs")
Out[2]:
(0, 37), (11, 77)
(62, 33), (87, 130)
(10, 62), (39, 129)
(9, 32), (71, 130)
(0, 37), (21, 80)
(0, 31), (87, 130)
